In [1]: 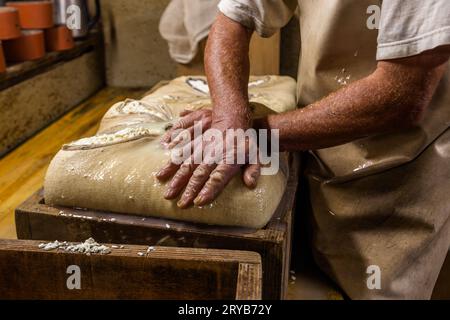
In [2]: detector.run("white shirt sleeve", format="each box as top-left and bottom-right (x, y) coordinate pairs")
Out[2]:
(377, 0), (450, 60)
(218, 0), (297, 37)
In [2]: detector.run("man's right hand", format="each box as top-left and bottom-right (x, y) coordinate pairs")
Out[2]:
(157, 108), (261, 208)
(156, 13), (258, 208)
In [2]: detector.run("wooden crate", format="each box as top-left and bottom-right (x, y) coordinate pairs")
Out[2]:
(0, 239), (261, 300)
(16, 154), (300, 299)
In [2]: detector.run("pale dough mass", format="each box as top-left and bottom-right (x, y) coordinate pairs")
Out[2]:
(44, 76), (297, 228)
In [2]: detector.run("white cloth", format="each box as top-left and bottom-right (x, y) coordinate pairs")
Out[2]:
(159, 0), (220, 64)
(377, 0), (450, 60)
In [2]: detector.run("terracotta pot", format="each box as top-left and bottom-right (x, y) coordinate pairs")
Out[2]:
(0, 42), (6, 73)
(3, 30), (46, 62)
(0, 7), (21, 40)
(6, 1), (54, 29)
(45, 25), (75, 52)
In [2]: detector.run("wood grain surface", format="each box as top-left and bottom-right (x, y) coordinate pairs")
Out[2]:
(0, 239), (261, 299)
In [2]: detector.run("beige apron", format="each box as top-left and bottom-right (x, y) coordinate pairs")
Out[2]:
(292, 0), (450, 299)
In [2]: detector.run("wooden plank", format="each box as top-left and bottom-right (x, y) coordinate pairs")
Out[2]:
(0, 87), (148, 239)
(17, 189), (280, 239)
(236, 262), (263, 300)
(0, 239), (261, 300)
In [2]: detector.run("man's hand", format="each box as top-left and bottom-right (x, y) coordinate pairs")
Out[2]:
(156, 14), (257, 208)
(157, 109), (260, 208)
(160, 109), (212, 148)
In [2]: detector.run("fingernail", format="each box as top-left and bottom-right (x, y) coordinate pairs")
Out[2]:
(177, 198), (188, 208)
(164, 189), (176, 199)
(156, 170), (169, 180)
(194, 195), (206, 206)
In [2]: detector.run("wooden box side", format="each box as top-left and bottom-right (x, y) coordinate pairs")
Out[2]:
(0, 239), (261, 300)
(16, 152), (299, 240)
(15, 153), (300, 300)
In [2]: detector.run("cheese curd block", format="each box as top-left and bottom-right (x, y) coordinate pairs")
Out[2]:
(44, 76), (296, 228)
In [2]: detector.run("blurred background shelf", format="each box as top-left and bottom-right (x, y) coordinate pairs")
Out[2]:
(0, 31), (101, 91)
(0, 32), (105, 157)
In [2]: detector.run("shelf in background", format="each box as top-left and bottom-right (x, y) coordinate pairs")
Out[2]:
(0, 31), (102, 91)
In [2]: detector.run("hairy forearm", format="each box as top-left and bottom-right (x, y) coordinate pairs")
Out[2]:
(257, 58), (447, 151)
(205, 14), (253, 128)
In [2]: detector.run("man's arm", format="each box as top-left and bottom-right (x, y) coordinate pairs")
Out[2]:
(158, 14), (449, 207)
(256, 46), (450, 151)
(205, 13), (253, 130)
(157, 14), (258, 208)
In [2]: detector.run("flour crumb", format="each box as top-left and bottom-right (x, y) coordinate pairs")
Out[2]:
(38, 238), (111, 255)
(64, 126), (162, 150)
